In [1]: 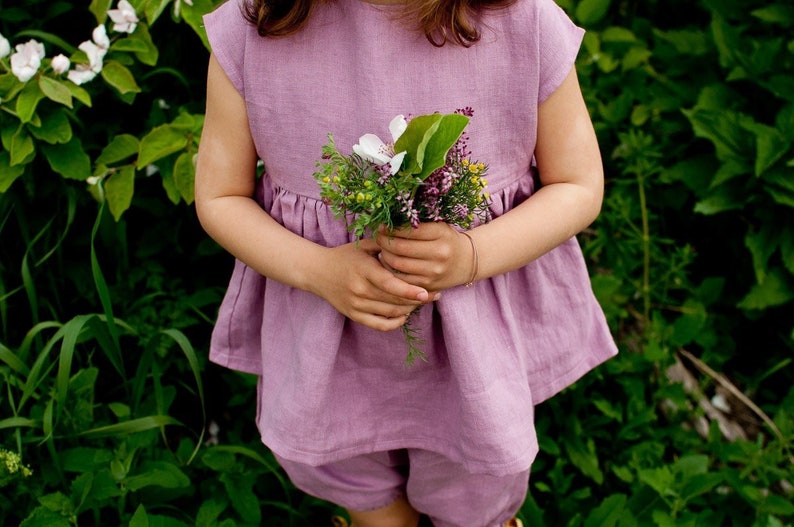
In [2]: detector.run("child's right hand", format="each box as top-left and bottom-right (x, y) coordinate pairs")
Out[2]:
(310, 238), (437, 332)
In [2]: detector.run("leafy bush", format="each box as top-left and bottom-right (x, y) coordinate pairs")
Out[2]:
(1, 0), (792, 525)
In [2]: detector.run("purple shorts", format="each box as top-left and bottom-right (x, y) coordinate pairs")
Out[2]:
(274, 449), (529, 527)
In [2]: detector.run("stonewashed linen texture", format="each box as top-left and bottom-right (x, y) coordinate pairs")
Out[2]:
(203, 0), (618, 476)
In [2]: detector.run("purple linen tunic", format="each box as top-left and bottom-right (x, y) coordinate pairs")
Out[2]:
(204, 0), (618, 476)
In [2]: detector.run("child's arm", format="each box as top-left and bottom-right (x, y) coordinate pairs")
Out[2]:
(195, 54), (433, 331)
(375, 66), (603, 291)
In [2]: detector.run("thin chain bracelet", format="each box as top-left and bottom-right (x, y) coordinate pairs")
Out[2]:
(459, 230), (479, 288)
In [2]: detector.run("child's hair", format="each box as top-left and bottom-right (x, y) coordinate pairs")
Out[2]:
(243, 0), (516, 47)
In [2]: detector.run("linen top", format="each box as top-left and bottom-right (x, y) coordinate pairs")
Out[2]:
(204, 0), (618, 476)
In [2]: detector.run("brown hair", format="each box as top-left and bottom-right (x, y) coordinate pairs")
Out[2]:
(243, 0), (515, 47)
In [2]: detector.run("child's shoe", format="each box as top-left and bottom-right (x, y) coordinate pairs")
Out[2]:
(504, 519), (524, 527)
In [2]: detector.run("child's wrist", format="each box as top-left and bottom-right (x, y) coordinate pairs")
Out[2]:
(459, 230), (479, 288)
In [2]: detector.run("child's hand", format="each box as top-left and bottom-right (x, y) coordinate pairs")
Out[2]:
(375, 223), (474, 291)
(314, 238), (436, 332)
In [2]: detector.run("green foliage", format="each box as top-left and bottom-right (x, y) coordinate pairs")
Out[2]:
(1, 0), (792, 525)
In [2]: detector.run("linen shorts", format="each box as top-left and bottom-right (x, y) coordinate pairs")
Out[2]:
(274, 449), (530, 527)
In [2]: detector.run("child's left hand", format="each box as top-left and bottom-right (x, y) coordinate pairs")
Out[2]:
(375, 222), (475, 292)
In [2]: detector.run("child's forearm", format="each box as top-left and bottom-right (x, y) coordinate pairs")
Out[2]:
(196, 194), (326, 292)
(466, 178), (602, 281)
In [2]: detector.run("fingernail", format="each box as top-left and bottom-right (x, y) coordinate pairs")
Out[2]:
(417, 290), (429, 301)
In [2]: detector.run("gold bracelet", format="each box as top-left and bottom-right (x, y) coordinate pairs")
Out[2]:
(459, 230), (479, 288)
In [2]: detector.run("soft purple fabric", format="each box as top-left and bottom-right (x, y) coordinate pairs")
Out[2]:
(203, 0), (618, 476)
(275, 448), (529, 526)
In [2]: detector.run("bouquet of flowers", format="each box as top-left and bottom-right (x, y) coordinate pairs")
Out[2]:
(313, 108), (491, 364)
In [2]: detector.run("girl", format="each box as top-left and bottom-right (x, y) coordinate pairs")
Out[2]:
(195, 0), (618, 523)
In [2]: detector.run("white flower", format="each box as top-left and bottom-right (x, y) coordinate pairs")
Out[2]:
(67, 64), (98, 85)
(352, 115), (408, 175)
(51, 54), (70, 74)
(107, 0), (139, 34)
(92, 24), (110, 50)
(67, 39), (106, 85)
(0, 33), (10, 59)
(10, 40), (45, 83)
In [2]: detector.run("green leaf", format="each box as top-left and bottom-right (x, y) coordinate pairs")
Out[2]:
(138, 125), (189, 167)
(738, 268), (794, 310)
(101, 61), (142, 95)
(10, 127), (36, 166)
(16, 81), (46, 123)
(639, 466), (674, 496)
(394, 114), (442, 175)
(96, 134), (141, 165)
(38, 76), (73, 108)
(680, 473), (724, 502)
(128, 22), (159, 66)
(0, 72), (25, 101)
(19, 507), (72, 527)
(0, 151), (26, 192)
(781, 225), (794, 275)
(394, 113), (469, 179)
(693, 185), (745, 215)
(576, 0), (612, 26)
(601, 27), (636, 43)
(60, 447), (115, 472)
(754, 126), (790, 176)
(105, 165), (136, 221)
(125, 461), (191, 491)
(173, 151), (196, 204)
(584, 494), (627, 527)
(28, 110), (73, 144)
(80, 415), (183, 438)
(221, 472), (261, 524)
(196, 499), (228, 527)
(181, 0), (215, 49)
(566, 436), (604, 484)
(129, 505), (149, 527)
(65, 81), (92, 107)
(89, 0), (111, 23)
(0, 416), (38, 429)
(751, 5), (794, 25)
(41, 137), (92, 180)
(682, 107), (755, 162)
(416, 113), (469, 179)
(110, 39), (151, 54)
(745, 224), (779, 283)
(144, 0), (170, 25)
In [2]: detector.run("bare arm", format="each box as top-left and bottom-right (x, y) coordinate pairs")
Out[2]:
(376, 66), (604, 290)
(195, 54), (433, 330)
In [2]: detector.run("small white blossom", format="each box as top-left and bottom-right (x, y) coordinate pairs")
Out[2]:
(92, 24), (110, 50)
(67, 65), (96, 85)
(66, 39), (106, 85)
(0, 33), (10, 58)
(10, 39), (45, 83)
(107, 0), (139, 34)
(352, 115), (408, 175)
(51, 54), (70, 74)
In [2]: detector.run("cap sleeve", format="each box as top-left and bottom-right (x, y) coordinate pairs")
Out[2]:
(203, 0), (250, 97)
(536, 0), (584, 104)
